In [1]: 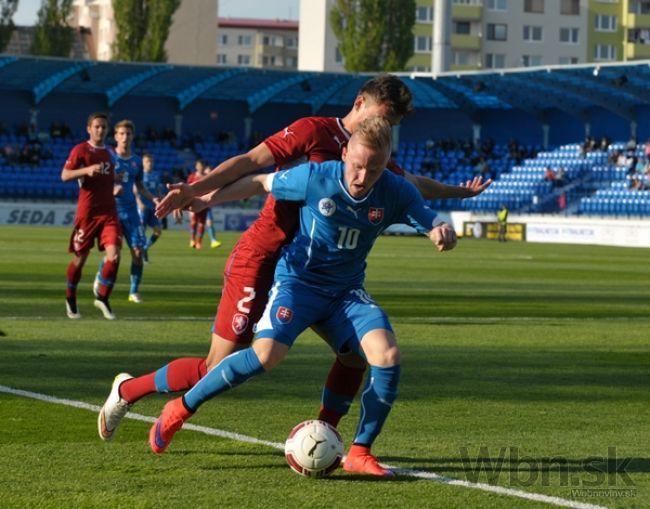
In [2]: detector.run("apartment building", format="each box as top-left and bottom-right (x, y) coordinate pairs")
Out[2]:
(216, 18), (299, 69)
(69, 0), (217, 65)
(299, 0), (650, 73)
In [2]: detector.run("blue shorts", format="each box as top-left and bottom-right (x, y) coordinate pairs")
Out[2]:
(118, 211), (146, 249)
(254, 280), (393, 356)
(139, 207), (161, 229)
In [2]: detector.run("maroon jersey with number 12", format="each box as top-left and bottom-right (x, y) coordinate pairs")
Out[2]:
(64, 141), (117, 219)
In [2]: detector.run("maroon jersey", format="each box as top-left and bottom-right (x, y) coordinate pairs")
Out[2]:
(243, 116), (405, 255)
(65, 142), (116, 219)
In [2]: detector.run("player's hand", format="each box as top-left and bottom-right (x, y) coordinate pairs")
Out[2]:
(113, 184), (123, 196)
(87, 163), (102, 177)
(155, 183), (195, 218)
(429, 223), (457, 252)
(460, 175), (492, 197)
(187, 196), (209, 213)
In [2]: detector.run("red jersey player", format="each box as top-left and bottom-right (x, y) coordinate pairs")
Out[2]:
(98, 76), (490, 473)
(186, 160), (210, 249)
(62, 112), (121, 320)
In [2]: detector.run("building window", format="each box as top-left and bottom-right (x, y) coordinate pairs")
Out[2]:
(594, 15), (617, 31)
(452, 50), (473, 65)
(487, 0), (507, 11)
(237, 54), (250, 65)
(522, 55), (543, 66)
(559, 56), (579, 65)
(286, 56), (297, 67)
(216, 54), (227, 64)
(263, 36), (283, 47)
(523, 25), (543, 42)
(560, 0), (579, 15)
(219, 34), (228, 46)
(630, 1), (650, 14)
(524, 0), (544, 13)
(454, 21), (471, 35)
(238, 35), (252, 47)
(416, 6), (433, 22)
(594, 44), (616, 60)
(559, 27), (579, 43)
(285, 36), (297, 49)
(415, 35), (433, 52)
(485, 53), (506, 68)
(452, 0), (482, 4)
(487, 23), (508, 41)
(335, 46), (344, 64)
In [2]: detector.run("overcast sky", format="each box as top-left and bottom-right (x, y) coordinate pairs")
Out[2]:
(13, 0), (300, 26)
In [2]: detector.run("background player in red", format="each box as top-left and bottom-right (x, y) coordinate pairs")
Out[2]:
(62, 112), (121, 320)
(97, 75), (490, 442)
(187, 160), (209, 249)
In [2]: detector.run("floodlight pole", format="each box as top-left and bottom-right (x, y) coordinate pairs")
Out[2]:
(432, 0), (451, 74)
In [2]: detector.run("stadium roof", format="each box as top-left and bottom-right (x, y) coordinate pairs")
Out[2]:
(1, 55), (650, 120)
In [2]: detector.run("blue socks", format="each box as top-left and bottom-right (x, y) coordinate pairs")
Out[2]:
(353, 365), (401, 446)
(130, 262), (143, 294)
(183, 348), (265, 412)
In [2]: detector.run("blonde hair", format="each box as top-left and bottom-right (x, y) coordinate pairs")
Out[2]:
(114, 119), (135, 133)
(353, 116), (392, 158)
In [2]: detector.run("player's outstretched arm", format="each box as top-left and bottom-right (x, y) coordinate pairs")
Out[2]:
(155, 143), (275, 218)
(405, 172), (492, 200)
(427, 223), (457, 252)
(61, 164), (102, 182)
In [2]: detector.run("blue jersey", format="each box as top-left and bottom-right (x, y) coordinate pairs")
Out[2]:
(113, 153), (143, 214)
(140, 171), (161, 209)
(269, 160), (437, 293)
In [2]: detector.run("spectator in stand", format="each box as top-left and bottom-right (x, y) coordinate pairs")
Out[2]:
(626, 136), (637, 153)
(555, 166), (568, 188)
(600, 136), (610, 152)
(544, 166), (556, 184)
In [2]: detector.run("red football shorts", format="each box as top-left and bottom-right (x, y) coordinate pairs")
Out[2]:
(68, 215), (122, 255)
(212, 242), (279, 344)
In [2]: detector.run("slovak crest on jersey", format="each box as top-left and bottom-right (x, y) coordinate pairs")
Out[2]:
(368, 207), (384, 225)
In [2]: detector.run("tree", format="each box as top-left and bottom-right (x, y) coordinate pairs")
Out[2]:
(31, 0), (74, 57)
(0, 0), (18, 52)
(330, 0), (416, 72)
(112, 0), (180, 62)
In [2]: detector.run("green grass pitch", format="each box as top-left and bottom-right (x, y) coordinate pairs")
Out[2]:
(0, 226), (648, 509)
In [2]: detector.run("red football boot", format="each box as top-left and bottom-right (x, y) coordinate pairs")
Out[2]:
(149, 398), (192, 454)
(343, 444), (395, 478)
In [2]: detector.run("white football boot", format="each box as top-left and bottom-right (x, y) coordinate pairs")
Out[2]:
(97, 373), (134, 441)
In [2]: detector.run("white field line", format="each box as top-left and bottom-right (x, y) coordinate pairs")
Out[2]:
(0, 384), (606, 509)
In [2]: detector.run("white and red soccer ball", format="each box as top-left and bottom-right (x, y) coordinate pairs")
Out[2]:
(284, 419), (344, 478)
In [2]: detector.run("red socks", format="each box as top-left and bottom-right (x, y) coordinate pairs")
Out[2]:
(318, 358), (367, 427)
(66, 262), (83, 298)
(98, 259), (119, 299)
(119, 357), (207, 404)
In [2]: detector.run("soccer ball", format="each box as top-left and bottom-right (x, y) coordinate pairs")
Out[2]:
(284, 419), (345, 478)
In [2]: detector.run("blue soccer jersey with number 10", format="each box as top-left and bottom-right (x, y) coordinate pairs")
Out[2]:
(269, 160), (438, 293)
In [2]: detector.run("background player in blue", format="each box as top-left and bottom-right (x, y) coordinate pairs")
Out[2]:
(148, 117), (457, 477)
(138, 153), (163, 262)
(95, 120), (158, 304)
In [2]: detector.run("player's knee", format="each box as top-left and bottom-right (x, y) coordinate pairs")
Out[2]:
(252, 339), (287, 370)
(375, 345), (401, 367)
(205, 332), (241, 370)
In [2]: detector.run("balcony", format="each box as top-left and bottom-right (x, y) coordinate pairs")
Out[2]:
(627, 13), (650, 28)
(625, 41), (650, 59)
(452, 4), (482, 21)
(451, 34), (482, 51)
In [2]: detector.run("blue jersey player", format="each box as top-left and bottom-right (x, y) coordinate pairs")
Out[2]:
(95, 120), (158, 304)
(138, 153), (163, 261)
(148, 118), (457, 477)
